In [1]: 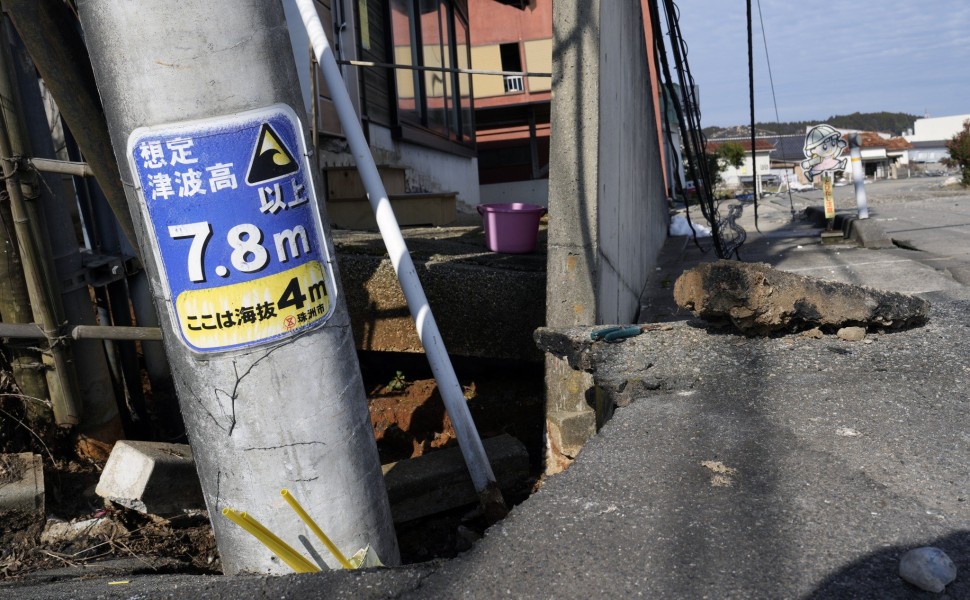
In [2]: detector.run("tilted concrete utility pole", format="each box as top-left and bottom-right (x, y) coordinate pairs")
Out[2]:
(77, 0), (398, 573)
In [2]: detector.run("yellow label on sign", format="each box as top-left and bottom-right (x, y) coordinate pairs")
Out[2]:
(822, 176), (835, 219)
(175, 261), (331, 350)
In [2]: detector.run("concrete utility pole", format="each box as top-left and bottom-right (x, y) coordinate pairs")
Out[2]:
(77, 0), (398, 573)
(545, 0), (667, 473)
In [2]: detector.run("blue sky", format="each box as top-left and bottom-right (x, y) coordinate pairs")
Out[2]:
(673, 0), (970, 127)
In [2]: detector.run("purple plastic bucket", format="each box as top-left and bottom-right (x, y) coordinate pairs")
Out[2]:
(476, 203), (547, 254)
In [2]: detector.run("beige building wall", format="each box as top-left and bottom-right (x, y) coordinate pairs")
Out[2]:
(394, 46), (416, 100)
(471, 45), (506, 97)
(524, 39), (552, 92)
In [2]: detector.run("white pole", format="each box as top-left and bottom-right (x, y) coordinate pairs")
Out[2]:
(848, 133), (869, 219)
(295, 0), (500, 502)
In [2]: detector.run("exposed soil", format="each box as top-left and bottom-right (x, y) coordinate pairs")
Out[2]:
(0, 354), (545, 580)
(370, 371), (545, 471)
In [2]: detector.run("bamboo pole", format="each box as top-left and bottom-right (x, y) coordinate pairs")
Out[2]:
(0, 64), (80, 426)
(0, 160), (48, 410)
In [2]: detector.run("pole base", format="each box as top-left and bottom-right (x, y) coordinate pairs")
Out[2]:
(479, 481), (509, 525)
(820, 230), (844, 245)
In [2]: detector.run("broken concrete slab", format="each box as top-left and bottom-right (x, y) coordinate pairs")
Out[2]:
(0, 453), (44, 538)
(673, 260), (930, 334)
(382, 434), (529, 523)
(95, 441), (204, 516)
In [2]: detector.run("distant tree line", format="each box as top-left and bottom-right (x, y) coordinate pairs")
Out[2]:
(704, 111), (918, 138)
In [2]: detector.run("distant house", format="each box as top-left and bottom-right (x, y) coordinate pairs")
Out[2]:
(907, 141), (949, 166)
(754, 134), (809, 189)
(904, 114), (970, 171)
(838, 131), (912, 180)
(705, 138), (774, 193)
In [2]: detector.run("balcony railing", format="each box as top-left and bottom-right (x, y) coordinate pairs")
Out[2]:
(503, 74), (524, 93)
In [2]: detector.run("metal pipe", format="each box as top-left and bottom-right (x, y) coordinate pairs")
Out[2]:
(28, 157), (93, 177)
(0, 321), (161, 341)
(0, 322), (44, 338)
(338, 58), (551, 78)
(72, 325), (162, 342)
(310, 41), (318, 168)
(296, 0), (504, 511)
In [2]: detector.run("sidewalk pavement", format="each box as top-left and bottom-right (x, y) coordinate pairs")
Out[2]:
(5, 200), (970, 599)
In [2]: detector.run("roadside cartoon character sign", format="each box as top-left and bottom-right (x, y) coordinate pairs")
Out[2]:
(802, 124), (847, 182)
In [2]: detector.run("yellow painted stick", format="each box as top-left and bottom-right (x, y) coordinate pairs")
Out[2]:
(221, 508), (319, 573)
(281, 488), (354, 569)
(238, 511), (321, 573)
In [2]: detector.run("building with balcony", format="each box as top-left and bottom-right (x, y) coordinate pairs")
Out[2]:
(468, 0), (552, 205)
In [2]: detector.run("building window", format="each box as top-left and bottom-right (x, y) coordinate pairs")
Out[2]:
(499, 43), (524, 94)
(390, 0), (474, 149)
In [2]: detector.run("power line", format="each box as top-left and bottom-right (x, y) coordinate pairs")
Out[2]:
(756, 0), (795, 217)
(756, 0), (781, 125)
(651, 0), (745, 259)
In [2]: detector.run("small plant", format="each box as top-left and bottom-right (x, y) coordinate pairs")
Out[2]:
(386, 371), (407, 392)
(943, 119), (970, 187)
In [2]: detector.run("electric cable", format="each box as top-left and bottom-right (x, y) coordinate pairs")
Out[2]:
(654, 0), (737, 258)
(669, 0), (747, 257)
(649, 2), (706, 252)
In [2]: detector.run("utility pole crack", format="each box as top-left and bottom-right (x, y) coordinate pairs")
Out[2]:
(243, 440), (327, 452)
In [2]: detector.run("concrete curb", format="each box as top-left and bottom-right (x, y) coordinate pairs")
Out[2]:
(804, 206), (894, 248)
(0, 453), (44, 527)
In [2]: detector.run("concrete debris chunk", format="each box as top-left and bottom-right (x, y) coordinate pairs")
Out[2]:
(899, 546), (957, 593)
(40, 517), (128, 545)
(673, 260), (930, 334)
(837, 326), (866, 342)
(96, 441), (205, 516)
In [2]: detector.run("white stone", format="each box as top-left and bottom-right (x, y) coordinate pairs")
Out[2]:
(837, 326), (867, 342)
(899, 546), (957, 593)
